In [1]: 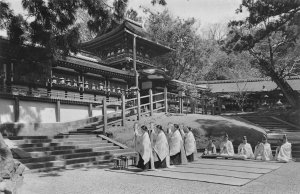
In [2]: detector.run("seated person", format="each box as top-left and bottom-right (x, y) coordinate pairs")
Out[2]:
(153, 125), (170, 168)
(203, 137), (217, 155)
(254, 135), (273, 161)
(275, 134), (292, 163)
(219, 133), (234, 156)
(237, 136), (254, 159)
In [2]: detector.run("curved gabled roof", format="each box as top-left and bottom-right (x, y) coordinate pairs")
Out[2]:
(81, 19), (173, 55)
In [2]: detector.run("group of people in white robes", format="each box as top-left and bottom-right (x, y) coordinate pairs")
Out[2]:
(134, 122), (197, 170)
(202, 133), (292, 163)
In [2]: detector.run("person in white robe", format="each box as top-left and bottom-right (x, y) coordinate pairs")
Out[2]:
(168, 124), (188, 165)
(254, 135), (273, 161)
(134, 124), (153, 170)
(153, 125), (170, 168)
(181, 127), (197, 162)
(237, 136), (254, 159)
(219, 133), (234, 156)
(275, 134), (292, 163)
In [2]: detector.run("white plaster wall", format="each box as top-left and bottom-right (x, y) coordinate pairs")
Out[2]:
(92, 108), (102, 117)
(0, 99), (14, 123)
(19, 101), (56, 123)
(60, 104), (89, 122)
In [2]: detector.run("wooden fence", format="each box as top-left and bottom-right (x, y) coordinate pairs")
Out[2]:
(99, 88), (168, 133)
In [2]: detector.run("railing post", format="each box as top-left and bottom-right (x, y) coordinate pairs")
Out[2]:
(218, 97), (222, 115)
(149, 89), (153, 116)
(102, 99), (107, 134)
(121, 94), (126, 126)
(137, 90), (141, 120)
(88, 103), (93, 117)
(14, 97), (20, 122)
(56, 100), (61, 122)
(180, 97), (183, 114)
(164, 87), (168, 113)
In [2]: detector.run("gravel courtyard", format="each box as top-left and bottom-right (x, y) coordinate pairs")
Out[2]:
(19, 161), (300, 194)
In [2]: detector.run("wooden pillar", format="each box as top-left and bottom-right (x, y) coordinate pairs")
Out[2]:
(137, 90), (141, 120)
(14, 97), (19, 122)
(133, 35), (138, 88)
(164, 87), (168, 113)
(88, 103), (93, 117)
(179, 97), (183, 114)
(218, 97), (222, 114)
(102, 99), (107, 134)
(149, 89), (153, 116)
(56, 100), (61, 122)
(121, 94), (126, 126)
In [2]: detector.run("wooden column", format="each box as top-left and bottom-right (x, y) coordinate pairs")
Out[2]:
(218, 97), (222, 114)
(133, 35), (138, 88)
(121, 94), (126, 126)
(137, 90), (141, 120)
(164, 87), (168, 113)
(88, 103), (93, 117)
(14, 97), (19, 122)
(149, 89), (153, 116)
(179, 97), (183, 114)
(56, 100), (61, 122)
(102, 99), (107, 134)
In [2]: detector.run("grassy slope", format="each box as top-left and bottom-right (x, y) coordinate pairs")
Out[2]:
(107, 113), (266, 149)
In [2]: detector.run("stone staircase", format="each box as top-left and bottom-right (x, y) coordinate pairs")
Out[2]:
(8, 133), (136, 172)
(237, 114), (300, 161)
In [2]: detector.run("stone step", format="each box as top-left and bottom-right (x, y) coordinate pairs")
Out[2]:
(58, 151), (112, 160)
(29, 148), (94, 158)
(92, 146), (120, 152)
(25, 160), (65, 170)
(27, 166), (65, 173)
(53, 136), (99, 141)
(76, 143), (114, 148)
(55, 134), (97, 138)
(69, 131), (94, 134)
(12, 139), (56, 144)
(65, 155), (112, 165)
(19, 156), (56, 164)
(18, 142), (62, 148)
(65, 160), (112, 170)
(22, 145), (76, 152)
(8, 136), (49, 140)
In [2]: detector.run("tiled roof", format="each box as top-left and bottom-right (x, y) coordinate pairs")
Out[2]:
(198, 76), (300, 93)
(81, 19), (173, 54)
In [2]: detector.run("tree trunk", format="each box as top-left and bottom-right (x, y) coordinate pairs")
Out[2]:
(269, 68), (299, 107)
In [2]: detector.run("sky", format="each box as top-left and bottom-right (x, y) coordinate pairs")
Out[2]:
(0, 0), (247, 37)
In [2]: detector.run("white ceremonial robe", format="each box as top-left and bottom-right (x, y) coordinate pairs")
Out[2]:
(153, 131), (169, 161)
(275, 142), (292, 163)
(135, 132), (152, 164)
(184, 131), (197, 156)
(238, 143), (254, 159)
(219, 140), (234, 156)
(254, 143), (273, 161)
(169, 130), (183, 156)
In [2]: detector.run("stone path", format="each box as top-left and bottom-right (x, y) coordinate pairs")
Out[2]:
(19, 161), (300, 194)
(108, 158), (283, 186)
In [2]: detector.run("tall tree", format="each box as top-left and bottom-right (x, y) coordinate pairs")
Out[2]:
(225, 0), (300, 106)
(146, 10), (205, 82)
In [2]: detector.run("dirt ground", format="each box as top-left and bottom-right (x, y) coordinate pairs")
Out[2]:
(18, 161), (300, 194)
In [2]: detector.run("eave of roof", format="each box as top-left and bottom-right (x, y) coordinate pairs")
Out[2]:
(81, 19), (173, 54)
(57, 56), (134, 78)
